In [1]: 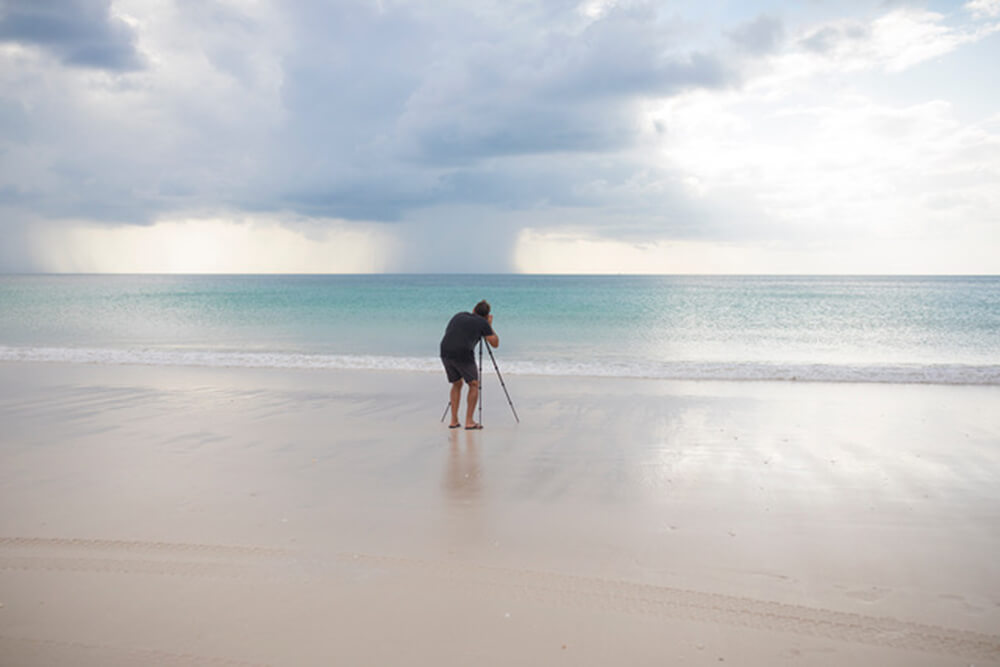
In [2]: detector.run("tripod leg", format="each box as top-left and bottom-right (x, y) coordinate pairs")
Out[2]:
(478, 339), (483, 425)
(485, 344), (520, 423)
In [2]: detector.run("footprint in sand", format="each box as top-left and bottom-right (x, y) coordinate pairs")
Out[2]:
(843, 586), (891, 603)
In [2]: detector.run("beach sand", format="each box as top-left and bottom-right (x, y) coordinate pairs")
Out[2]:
(1, 361), (998, 666)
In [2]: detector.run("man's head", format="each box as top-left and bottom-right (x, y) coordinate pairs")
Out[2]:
(473, 300), (490, 318)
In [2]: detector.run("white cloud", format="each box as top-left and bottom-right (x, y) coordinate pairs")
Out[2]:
(513, 229), (1000, 275)
(579, 0), (617, 20)
(965, 0), (1000, 19)
(655, 90), (1000, 246)
(32, 216), (398, 273)
(636, 3), (1000, 267)
(763, 8), (1000, 83)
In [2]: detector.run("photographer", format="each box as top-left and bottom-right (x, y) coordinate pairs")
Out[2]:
(440, 300), (499, 430)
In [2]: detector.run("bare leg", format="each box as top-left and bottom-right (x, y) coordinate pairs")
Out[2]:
(449, 380), (463, 426)
(465, 380), (480, 427)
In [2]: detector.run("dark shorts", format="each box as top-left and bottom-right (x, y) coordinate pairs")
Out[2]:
(441, 355), (478, 384)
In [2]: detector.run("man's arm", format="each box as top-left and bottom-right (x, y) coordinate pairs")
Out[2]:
(485, 314), (499, 348)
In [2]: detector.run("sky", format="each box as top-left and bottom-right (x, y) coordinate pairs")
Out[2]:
(0, 0), (998, 274)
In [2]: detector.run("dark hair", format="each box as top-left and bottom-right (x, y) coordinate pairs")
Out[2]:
(473, 300), (490, 317)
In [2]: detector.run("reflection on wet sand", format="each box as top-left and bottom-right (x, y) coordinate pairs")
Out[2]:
(443, 428), (482, 503)
(440, 429), (488, 551)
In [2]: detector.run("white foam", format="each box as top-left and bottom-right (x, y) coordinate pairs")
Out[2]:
(506, 359), (1000, 385)
(1, 345), (998, 386)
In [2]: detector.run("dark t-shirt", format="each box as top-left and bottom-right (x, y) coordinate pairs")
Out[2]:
(440, 312), (494, 360)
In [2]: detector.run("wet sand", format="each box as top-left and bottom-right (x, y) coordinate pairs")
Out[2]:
(1, 361), (999, 665)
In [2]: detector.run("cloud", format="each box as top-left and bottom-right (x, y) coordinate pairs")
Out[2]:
(799, 22), (869, 54)
(1, 0), (738, 222)
(513, 229), (1000, 274)
(655, 83), (1000, 260)
(0, 0), (997, 273)
(965, 0), (1000, 19)
(270, 0), (736, 223)
(0, 0), (144, 70)
(0, 217), (38, 272)
(30, 216), (399, 273)
(728, 15), (785, 54)
(790, 8), (999, 74)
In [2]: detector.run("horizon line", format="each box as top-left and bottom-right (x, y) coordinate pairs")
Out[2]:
(2, 272), (998, 278)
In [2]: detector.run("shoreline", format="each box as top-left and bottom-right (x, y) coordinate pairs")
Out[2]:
(2, 351), (999, 387)
(1, 361), (999, 665)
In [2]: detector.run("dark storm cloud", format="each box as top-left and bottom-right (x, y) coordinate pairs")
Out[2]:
(391, 2), (732, 165)
(0, 0), (774, 271)
(0, 0), (144, 70)
(265, 0), (737, 224)
(542, 6), (732, 100)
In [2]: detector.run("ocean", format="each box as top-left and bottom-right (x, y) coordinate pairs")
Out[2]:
(1, 274), (998, 385)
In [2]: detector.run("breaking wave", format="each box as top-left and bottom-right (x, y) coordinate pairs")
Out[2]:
(2, 345), (999, 386)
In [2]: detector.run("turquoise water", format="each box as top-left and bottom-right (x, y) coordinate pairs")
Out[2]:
(1, 274), (999, 384)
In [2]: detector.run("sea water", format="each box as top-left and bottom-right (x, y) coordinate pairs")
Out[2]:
(1, 274), (998, 385)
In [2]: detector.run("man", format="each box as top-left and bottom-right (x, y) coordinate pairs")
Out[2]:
(440, 300), (499, 430)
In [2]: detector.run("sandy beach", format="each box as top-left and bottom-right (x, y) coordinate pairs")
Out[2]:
(1, 361), (998, 665)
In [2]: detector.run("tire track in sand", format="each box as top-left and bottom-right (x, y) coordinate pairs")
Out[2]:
(338, 551), (1000, 662)
(0, 537), (290, 578)
(0, 635), (270, 667)
(2, 536), (998, 662)
(0, 536), (288, 557)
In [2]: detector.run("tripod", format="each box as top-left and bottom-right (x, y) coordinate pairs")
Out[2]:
(440, 337), (519, 425)
(484, 339), (519, 423)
